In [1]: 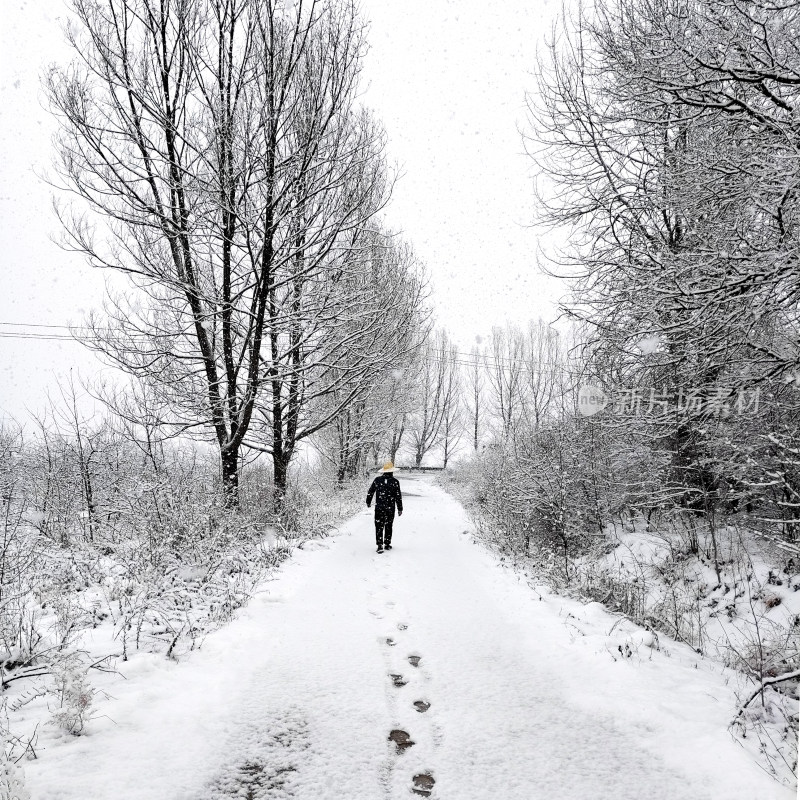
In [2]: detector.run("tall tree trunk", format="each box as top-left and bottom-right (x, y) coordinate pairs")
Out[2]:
(221, 446), (239, 509)
(79, 459), (96, 543)
(273, 453), (290, 513)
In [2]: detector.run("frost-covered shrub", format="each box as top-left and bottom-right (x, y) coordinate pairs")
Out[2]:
(48, 656), (94, 735)
(447, 427), (607, 583)
(733, 687), (798, 787)
(280, 469), (364, 537)
(0, 738), (30, 800)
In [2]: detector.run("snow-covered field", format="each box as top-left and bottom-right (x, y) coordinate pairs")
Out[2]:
(23, 474), (794, 799)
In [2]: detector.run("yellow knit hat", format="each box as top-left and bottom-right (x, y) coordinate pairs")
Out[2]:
(382, 461), (394, 472)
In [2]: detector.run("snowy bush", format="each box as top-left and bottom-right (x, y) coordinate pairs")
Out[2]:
(445, 426), (611, 583)
(0, 737), (30, 800)
(48, 655), (94, 736)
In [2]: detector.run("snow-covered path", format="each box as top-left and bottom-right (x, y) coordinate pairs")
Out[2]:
(27, 475), (792, 799)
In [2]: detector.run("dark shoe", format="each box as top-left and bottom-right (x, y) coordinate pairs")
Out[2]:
(376, 546), (384, 553)
(385, 544), (392, 550)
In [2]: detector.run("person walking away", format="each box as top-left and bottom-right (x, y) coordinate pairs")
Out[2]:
(366, 462), (403, 553)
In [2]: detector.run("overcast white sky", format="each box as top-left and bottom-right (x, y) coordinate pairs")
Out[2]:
(0, 0), (565, 420)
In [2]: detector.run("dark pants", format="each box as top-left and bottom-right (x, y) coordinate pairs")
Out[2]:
(375, 508), (395, 547)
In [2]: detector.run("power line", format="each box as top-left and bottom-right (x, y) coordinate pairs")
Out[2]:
(0, 322), (117, 334)
(0, 322), (80, 329)
(0, 321), (588, 376)
(0, 332), (78, 341)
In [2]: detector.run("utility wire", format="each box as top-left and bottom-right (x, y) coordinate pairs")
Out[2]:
(0, 321), (591, 376)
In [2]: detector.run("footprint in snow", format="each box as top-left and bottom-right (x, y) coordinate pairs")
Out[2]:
(397, 623), (408, 631)
(413, 700), (430, 713)
(408, 655), (421, 667)
(412, 773), (435, 796)
(385, 637), (396, 647)
(389, 673), (407, 687)
(388, 729), (415, 753)
(198, 713), (309, 799)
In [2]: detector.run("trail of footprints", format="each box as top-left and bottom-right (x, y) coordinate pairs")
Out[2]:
(381, 616), (436, 797)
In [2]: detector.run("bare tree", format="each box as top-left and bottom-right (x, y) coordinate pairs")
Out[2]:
(46, 0), (390, 506)
(308, 234), (428, 483)
(385, 386), (410, 466)
(28, 377), (112, 544)
(484, 325), (525, 440)
(466, 345), (484, 452)
(521, 320), (561, 430)
(439, 344), (463, 468)
(408, 330), (457, 467)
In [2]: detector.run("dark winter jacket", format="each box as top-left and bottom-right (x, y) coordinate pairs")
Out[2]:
(366, 474), (403, 515)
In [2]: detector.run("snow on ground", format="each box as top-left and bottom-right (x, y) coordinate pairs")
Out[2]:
(577, 517), (800, 666)
(23, 474), (794, 799)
